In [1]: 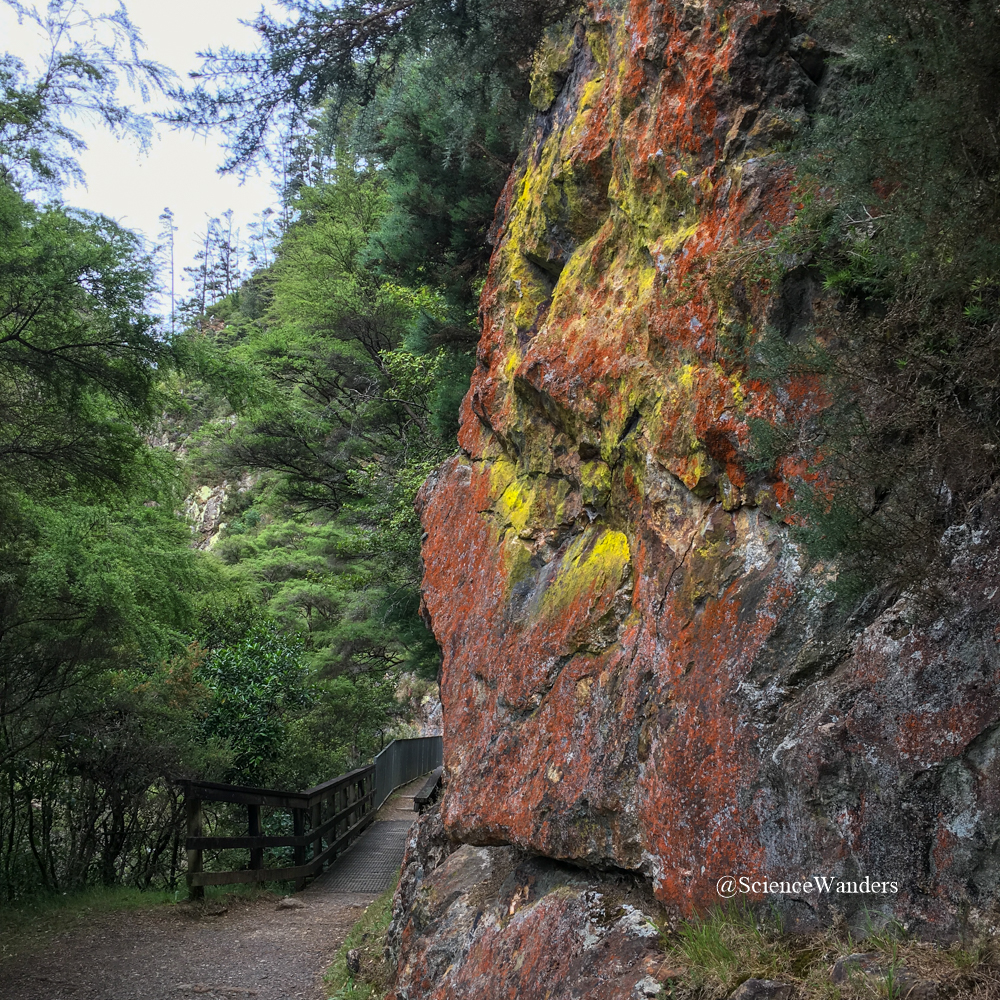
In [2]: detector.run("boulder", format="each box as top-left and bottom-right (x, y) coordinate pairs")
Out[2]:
(386, 845), (665, 1000)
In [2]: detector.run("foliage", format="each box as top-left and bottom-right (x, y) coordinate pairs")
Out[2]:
(1, 0), (543, 906)
(169, 0), (580, 329)
(352, 36), (538, 314)
(166, 0), (576, 174)
(0, 0), (170, 190)
(0, 183), (169, 491)
(735, 0), (1000, 599)
(213, 161), (435, 513)
(808, 0), (1000, 300)
(182, 150), (464, 682)
(197, 617), (313, 784)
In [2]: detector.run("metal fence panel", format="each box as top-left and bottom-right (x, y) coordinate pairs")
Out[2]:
(373, 736), (443, 810)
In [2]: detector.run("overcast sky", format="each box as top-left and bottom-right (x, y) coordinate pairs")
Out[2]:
(0, 0), (280, 315)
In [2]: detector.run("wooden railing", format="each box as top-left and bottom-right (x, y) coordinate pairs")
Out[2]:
(180, 736), (443, 898)
(180, 765), (375, 899)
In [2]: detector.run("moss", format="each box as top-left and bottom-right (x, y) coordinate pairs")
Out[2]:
(497, 473), (577, 537)
(612, 163), (701, 263)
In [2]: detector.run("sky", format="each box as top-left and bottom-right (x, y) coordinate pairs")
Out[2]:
(0, 0), (280, 315)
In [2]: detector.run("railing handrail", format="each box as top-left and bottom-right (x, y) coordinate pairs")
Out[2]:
(179, 763), (375, 810)
(181, 735), (442, 898)
(373, 734), (443, 811)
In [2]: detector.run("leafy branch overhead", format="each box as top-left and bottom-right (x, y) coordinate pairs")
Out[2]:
(164, 0), (578, 174)
(0, 0), (171, 189)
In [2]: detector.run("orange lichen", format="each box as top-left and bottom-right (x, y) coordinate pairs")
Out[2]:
(419, 0), (1000, 931)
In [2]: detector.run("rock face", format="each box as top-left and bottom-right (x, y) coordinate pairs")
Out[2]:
(184, 473), (256, 550)
(417, 0), (1000, 945)
(387, 843), (665, 1000)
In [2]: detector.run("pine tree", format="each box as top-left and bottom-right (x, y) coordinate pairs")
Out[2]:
(157, 207), (177, 333)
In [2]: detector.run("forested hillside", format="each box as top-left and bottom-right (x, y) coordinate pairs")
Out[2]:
(0, 0), (571, 903)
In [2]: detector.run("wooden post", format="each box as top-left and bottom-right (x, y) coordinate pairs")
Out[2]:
(311, 800), (322, 868)
(186, 794), (204, 901)
(248, 804), (263, 874)
(293, 808), (306, 891)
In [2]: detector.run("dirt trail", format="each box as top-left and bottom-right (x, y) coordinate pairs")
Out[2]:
(0, 780), (424, 1000)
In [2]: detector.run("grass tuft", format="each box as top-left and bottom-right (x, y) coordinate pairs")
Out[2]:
(663, 904), (1000, 999)
(325, 874), (400, 999)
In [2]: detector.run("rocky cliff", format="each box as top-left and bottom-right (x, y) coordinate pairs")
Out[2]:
(394, 1), (1000, 992)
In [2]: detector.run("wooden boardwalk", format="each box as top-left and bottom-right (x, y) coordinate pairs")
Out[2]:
(182, 737), (442, 897)
(307, 777), (422, 896)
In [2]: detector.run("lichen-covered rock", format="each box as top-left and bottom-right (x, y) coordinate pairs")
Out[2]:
(385, 805), (460, 970)
(417, 0), (1000, 936)
(184, 472), (256, 550)
(386, 845), (664, 1000)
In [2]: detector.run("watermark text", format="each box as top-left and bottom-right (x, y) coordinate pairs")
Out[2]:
(716, 876), (900, 899)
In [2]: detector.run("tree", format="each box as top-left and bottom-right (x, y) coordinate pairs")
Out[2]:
(0, 183), (168, 490)
(0, 0), (171, 190)
(197, 616), (313, 784)
(248, 206), (278, 269)
(355, 39), (531, 314)
(218, 158), (432, 512)
(157, 207), (177, 333)
(214, 208), (243, 298)
(166, 0), (576, 175)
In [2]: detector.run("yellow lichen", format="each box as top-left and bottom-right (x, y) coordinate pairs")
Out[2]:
(540, 528), (631, 616)
(530, 22), (578, 111)
(586, 27), (610, 69)
(498, 480), (533, 536)
(507, 253), (553, 330)
(489, 457), (518, 497)
(729, 373), (746, 407)
(581, 460), (612, 507)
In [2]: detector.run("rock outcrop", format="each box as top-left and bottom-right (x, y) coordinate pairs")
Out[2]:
(184, 473), (256, 550)
(405, 0), (1000, 981)
(387, 838), (665, 1000)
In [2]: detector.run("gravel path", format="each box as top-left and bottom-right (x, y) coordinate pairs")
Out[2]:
(0, 779), (426, 1000)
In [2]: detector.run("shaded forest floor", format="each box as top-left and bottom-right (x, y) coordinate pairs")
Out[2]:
(0, 781), (423, 1000)
(0, 888), (375, 1000)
